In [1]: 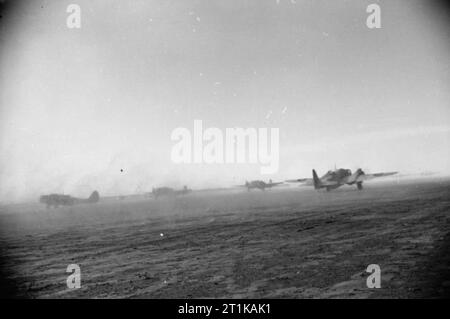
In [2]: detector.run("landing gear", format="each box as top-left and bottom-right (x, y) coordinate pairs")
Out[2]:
(357, 182), (363, 190)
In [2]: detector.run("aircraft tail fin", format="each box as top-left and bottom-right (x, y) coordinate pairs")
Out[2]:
(312, 169), (320, 189)
(87, 191), (100, 203)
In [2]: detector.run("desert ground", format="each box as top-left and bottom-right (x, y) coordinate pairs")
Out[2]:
(1, 178), (450, 298)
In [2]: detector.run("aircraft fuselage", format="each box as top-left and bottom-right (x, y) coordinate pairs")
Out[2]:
(313, 168), (366, 191)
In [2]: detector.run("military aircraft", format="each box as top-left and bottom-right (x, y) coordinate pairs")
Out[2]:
(238, 179), (284, 191)
(286, 168), (398, 191)
(150, 186), (192, 199)
(39, 191), (100, 208)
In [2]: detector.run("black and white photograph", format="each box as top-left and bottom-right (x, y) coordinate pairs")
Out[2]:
(0, 0), (449, 304)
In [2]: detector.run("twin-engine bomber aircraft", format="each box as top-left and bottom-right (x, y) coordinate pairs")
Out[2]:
(150, 186), (192, 199)
(286, 168), (398, 191)
(39, 191), (100, 208)
(239, 179), (284, 191)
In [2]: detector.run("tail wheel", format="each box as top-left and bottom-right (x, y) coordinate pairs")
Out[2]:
(357, 182), (363, 190)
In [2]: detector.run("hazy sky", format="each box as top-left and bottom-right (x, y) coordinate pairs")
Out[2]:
(0, 0), (449, 202)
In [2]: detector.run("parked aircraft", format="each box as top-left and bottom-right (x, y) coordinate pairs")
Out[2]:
(150, 186), (192, 199)
(238, 179), (284, 191)
(39, 191), (100, 208)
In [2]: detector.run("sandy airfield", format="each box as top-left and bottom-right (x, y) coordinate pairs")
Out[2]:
(1, 178), (450, 298)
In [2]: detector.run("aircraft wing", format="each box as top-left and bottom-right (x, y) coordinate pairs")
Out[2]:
(356, 171), (398, 182)
(268, 182), (284, 187)
(285, 178), (316, 186)
(285, 178), (310, 183)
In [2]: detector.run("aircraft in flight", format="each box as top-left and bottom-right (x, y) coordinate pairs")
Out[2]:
(286, 168), (398, 191)
(150, 186), (192, 199)
(39, 191), (100, 208)
(239, 179), (284, 191)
